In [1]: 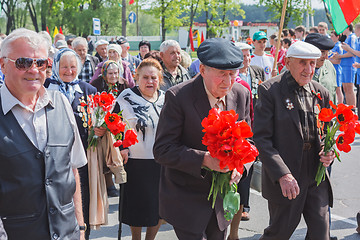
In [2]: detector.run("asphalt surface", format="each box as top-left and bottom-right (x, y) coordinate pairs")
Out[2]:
(90, 136), (360, 240)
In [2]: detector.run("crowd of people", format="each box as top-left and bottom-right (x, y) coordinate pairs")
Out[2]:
(0, 19), (359, 240)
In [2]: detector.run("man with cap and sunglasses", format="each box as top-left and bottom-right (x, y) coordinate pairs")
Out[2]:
(153, 38), (252, 240)
(0, 28), (87, 239)
(250, 31), (277, 81)
(305, 33), (337, 103)
(254, 41), (336, 240)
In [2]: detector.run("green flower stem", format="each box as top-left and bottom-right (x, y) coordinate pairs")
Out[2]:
(205, 168), (240, 221)
(315, 122), (340, 186)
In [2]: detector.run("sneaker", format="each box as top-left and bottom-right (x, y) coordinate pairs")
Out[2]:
(107, 186), (119, 197)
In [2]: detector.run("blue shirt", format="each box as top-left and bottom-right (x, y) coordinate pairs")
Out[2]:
(331, 41), (342, 83)
(340, 33), (356, 67)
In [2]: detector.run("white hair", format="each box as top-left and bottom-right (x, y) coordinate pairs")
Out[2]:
(1, 28), (49, 58)
(159, 40), (180, 53)
(72, 37), (88, 49)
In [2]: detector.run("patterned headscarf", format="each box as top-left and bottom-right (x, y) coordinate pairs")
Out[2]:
(101, 60), (119, 82)
(48, 48), (82, 103)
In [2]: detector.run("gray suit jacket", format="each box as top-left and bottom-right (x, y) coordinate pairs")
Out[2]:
(153, 75), (251, 233)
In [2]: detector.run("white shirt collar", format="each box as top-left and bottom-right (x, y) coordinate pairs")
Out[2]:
(1, 84), (52, 114)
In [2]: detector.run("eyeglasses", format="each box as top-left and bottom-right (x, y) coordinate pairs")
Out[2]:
(4, 57), (48, 71)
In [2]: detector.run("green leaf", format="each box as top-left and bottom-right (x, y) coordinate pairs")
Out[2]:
(223, 190), (240, 221)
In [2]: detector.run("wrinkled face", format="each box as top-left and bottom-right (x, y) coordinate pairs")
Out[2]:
(106, 67), (119, 84)
(108, 49), (120, 62)
(285, 57), (316, 86)
(200, 65), (237, 98)
(137, 66), (160, 98)
(316, 50), (328, 68)
(160, 45), (181, 69)
(59, 54), (78, 83)
(330, 33), (338, 43)
(74, 43), (88, 61)
(96, 44), (108, 59)
(0, 38), (47, 100)
(242, 49), (251, 69)
(253, 39), (267, 52)
(318, 26), (327, 35)
(139, 45), (150, 57)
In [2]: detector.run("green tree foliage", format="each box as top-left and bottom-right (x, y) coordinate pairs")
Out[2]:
(145, 0), (183, 42)
(258, 0), (310, 28)
(202, 0), (244, 38)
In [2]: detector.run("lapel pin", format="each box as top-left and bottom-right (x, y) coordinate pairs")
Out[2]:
(285, 98), (294, 110)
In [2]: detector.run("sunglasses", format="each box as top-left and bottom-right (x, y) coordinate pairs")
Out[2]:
(4, 57), (48, 71)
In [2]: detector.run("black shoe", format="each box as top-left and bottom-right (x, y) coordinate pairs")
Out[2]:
(107, 186), (119, 197)
(330, 236), (338, 240)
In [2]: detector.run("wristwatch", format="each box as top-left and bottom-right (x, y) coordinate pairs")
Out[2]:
(79, 223), (87, 232)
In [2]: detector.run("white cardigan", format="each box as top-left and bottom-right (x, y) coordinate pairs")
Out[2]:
(117, 87), (165, 159)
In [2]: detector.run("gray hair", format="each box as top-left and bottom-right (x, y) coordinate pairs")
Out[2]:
(180, 50), (192, 69)
(58, 51), (83, 77)
(159, 40), (180, 53)
(72, 37), (88, 49)
(1, 28), (49, 58)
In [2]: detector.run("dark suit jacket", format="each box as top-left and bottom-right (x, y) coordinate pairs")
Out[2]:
(153, 75), (251, 233)
(249, 65), (265, 105)
(253, 71), (333, 206)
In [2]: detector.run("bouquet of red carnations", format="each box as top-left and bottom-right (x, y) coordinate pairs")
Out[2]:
(80, 92), (138, 149)
(201, 108), (258, 221)
(316, 101), (360, 186)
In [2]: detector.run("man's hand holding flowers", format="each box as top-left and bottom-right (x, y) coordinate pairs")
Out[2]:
(319, 149), (336, 168)
(202, 152), (242, 185)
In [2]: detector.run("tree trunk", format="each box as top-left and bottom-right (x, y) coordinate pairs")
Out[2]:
(27, 1), (39, 32)
(161, 0), (166, 42)
(40, 0), (47, 31)
(205, 0), (209, 39)
(122, 0), (126, 36)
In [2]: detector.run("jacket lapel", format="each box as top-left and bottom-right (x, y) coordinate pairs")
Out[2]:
(280, 74), (303, 139)
(225, 89), (237, 113)
(193, 76), (212, 121)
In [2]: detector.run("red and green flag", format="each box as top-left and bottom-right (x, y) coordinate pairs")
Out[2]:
(324, 0), (360, 34)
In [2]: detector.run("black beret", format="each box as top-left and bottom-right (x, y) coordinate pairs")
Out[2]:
(305, 33), (335, 50)
(116, 36), (128, 45)
(197, 38), (243, 70)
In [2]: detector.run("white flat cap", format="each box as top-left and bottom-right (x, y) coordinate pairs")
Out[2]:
(286, 41), (321, 59)
(55, 40), (67, 49)
(235, 42), (252, 50)
(95, 39), (109, 48)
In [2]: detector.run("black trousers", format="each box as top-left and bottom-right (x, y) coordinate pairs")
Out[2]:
(78, 164), (90, 240)
(260, 148), (330, 240)
(173, 211), (226, 240)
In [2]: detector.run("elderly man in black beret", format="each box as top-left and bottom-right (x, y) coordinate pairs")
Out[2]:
(305, 33), (337, 103)
(153, 38), (252, 240)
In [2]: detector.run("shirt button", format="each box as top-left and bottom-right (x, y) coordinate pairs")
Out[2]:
(52, 233), (59, 239)
(49, 207), (57, 215)
(45, 178), (52, 186)
(35, 152), (43, 159)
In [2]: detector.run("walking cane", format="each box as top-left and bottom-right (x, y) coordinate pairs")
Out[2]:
(118, 183), (125, 240)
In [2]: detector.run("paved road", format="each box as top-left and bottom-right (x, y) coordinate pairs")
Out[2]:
(90, 136), (360, 240)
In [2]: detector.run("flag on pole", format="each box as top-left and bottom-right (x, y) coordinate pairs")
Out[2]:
(59, 26), (63, 34)
(129, 0), (134, 5)
(46, 26), (50, 34)
(189, 27), (195, 51)
(324, 0), (360, 34)
(53, 26), (59, 38)
(201, 31), (204, 44)
(197, 30), (201, 47)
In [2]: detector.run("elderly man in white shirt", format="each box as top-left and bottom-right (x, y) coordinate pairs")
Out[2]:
(0, 28), (87, 240)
